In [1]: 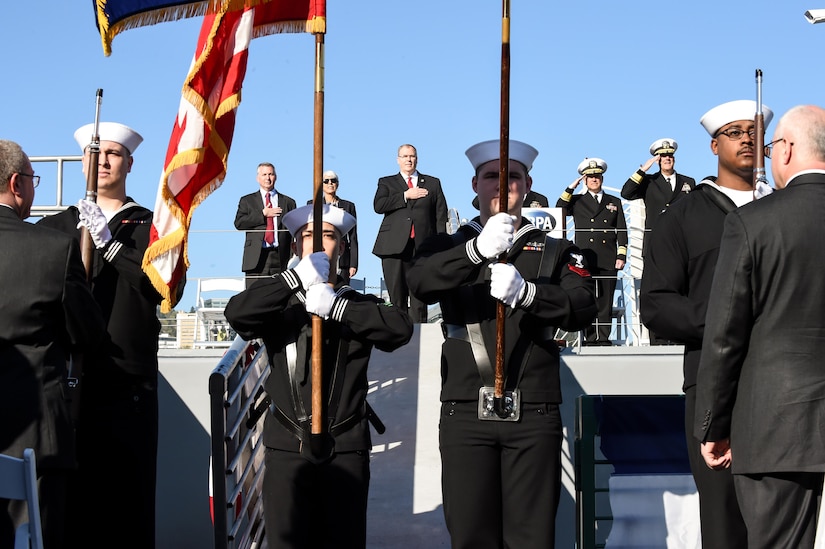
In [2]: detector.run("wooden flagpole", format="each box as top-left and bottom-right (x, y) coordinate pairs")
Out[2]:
(494, 0), (511, 418)
(310, 31), (327, 456)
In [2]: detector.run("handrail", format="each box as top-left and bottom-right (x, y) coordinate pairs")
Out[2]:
(209, 336), (269, 549)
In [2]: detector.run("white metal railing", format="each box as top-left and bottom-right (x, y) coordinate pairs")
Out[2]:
(30, 155), (655, 348)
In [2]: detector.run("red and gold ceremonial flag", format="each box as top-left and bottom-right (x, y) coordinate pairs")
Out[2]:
(141, 0), (326, 311)
(94, 0), (325, 56)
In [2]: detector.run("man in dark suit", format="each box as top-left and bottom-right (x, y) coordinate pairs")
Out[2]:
(234, 162), (297, 288)
(642, 99), (774, 549)
(621, 138), (696, 254)
(0, 139), (105, 549)
(696, 105), (825, 548)
(372, 144), (447, 322)
(306, 169), (358, 283)
(556, 158), (627, 345)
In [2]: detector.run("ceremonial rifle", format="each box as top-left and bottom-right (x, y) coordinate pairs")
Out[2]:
(81, 89), (103, 282)
(69, 88), (103, 423)
(493, 0), (511, 418)
(754, 69), (768, 191)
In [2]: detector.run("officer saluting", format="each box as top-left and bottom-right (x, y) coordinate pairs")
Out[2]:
(225, 204), (413, 549)
(556, 158), (627, 345)
(621, 138), (696, 255)
(407, 140), (596, 548)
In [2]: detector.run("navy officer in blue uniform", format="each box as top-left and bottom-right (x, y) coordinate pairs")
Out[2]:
(556, 158), (627, 345)
(621, 137), (695, 255)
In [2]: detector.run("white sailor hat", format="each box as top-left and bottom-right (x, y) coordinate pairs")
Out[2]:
(700, 100), (774, 137)
(650, 138), (678, 156)
(282, 204), (356, 237)
(74, 122), (144, 154)
(577, 157), (607, 176)
(465, 139), (539, 172)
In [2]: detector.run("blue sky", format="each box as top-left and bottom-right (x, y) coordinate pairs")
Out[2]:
(3, 1), (824, 311)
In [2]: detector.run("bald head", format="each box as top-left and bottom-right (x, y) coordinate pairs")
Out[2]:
(770, 105), (825, 189)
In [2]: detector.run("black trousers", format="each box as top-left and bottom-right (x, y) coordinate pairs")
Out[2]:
(65, 371), (158, 548)
(381, 239), (427, 322)
(262, 447), (370, 549)
(439, 401), (562, 549)
(684, 386), (748, 548)
(584, 272), (617, 343)
(734, 471), (822, 549)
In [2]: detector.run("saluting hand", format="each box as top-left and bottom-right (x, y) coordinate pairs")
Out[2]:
(640, 156), (659, 172)
(569, 175), (585, 189)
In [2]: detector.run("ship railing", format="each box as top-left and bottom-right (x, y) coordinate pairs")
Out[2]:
(29, 155), (82, 217)
(209, 335), (269, 549)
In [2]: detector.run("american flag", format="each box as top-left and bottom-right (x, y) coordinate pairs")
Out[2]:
(131, 0), (325, 311)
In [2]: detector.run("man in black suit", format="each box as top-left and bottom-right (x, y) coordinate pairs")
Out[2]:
(234, 162), (297, 288)
(372, 144), (447, 322)
(696, 105), (825, 548)
(306, 169), (358, 283)
(642, 99), (774, 548)
(0, 139), (105, 549)
(621, 138), (696, 254)
(556, 158), (627, 345)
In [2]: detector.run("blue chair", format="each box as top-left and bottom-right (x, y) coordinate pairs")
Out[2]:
(0, 448), (43, 549)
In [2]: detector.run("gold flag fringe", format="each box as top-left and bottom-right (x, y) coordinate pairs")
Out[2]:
(140, 1), (324, 310)
(97, 0), (322, 56)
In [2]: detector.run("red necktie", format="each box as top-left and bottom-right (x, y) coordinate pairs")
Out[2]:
(264, 193), (275, 246)
(407, 177), (415, 239)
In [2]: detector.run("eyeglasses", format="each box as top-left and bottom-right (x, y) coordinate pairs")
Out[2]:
(716, 128), (757, 141)
(764, 137), (786, 159)
(323, 178), (338, 184)
(18, 173), (40, 188)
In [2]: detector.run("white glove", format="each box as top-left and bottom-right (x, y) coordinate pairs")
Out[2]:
(76, 199), (111, 249)
(293, 252), (330, 290)
(476, 213), (515, 259)
(755, 180), (774, 199)
(489, 263), (526, 308)
(304, 283), (337, 319)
